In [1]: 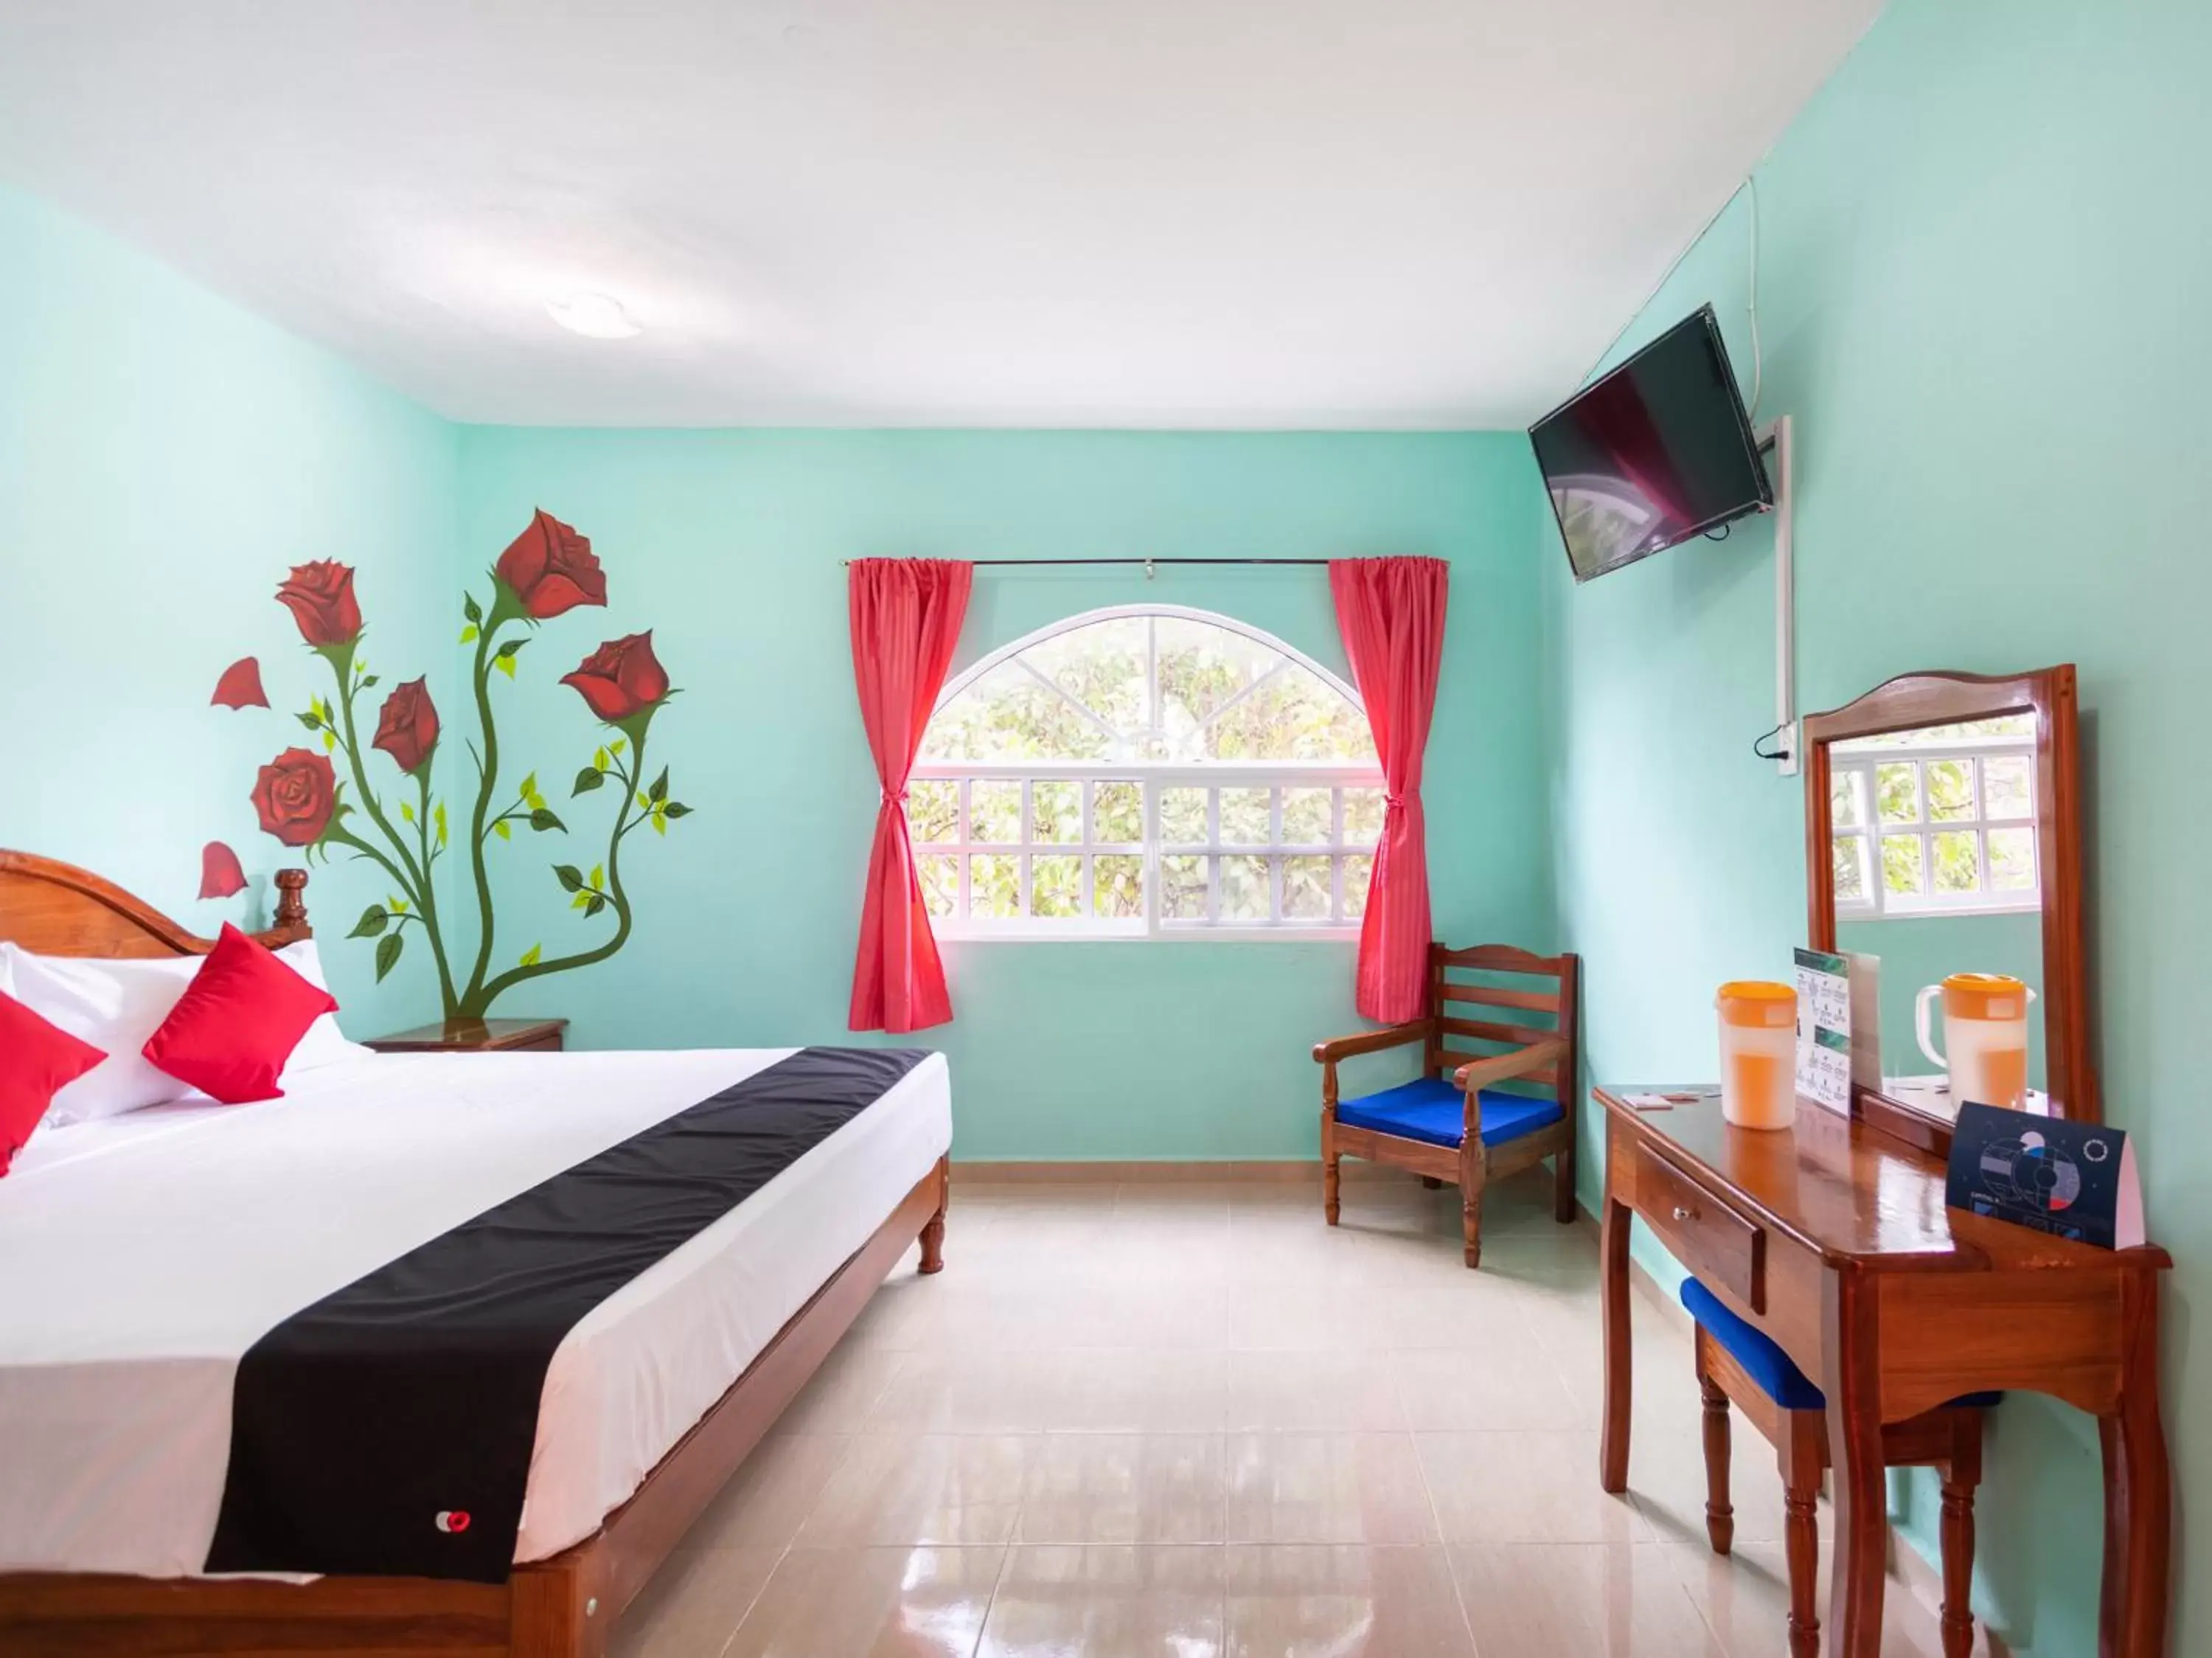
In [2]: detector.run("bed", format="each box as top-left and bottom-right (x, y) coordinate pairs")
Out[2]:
(0, 850), (951, 1657)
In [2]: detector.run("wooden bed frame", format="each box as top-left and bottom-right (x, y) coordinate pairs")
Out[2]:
(0, 850), (950, 1657)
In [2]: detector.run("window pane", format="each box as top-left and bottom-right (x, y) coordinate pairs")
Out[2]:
(1161, 854), (1208, 920)
(970, 780), (1021, 844)
(1020, 616), (1150, 738)
(1988, 827), (2037, 891)
(1342, 854), (1374, 918)
(909, 780), (959, 844)
(1877, 763), (1919, 825)
(1030, 853), (1081, 917)
(1932, 830), (1980, 893)
(1094, 854), (1144, 918)
(969, 853), (1020, 918)
(1283, 856), (1332, 920)
(1281, 787), (1332, 844)
(1219, 787), (1271, 845)
(1342, 787), (1385, 845)
(1161, 786), (1208, 844)
(1830, 769), (1865, 831)
(1926, 760), (1974, 822)
(919, 659), (1115, 762)
(1832, 834), (1866, 901)
(1221, 854), (1271, 920)
(1093, 780), (1142, 843)
(1203, 665), (1377, 762)
(1032, 780), (1080, 844)
(1155, 618), (1281, 755)
(919, 855), (958, 919)
(1983, 755), (2031, 819)
(1882, 834), (1924, 895)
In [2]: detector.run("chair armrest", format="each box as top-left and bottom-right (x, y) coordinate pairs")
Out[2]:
(1453, 1037), (1568, 1094)
(1312, 1019), (1433, 1064)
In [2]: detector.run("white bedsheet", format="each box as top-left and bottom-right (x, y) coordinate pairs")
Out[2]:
(0, 1047), (951, 1576)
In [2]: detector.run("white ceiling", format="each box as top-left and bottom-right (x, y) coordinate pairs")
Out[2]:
(0, 1), (1879, 429)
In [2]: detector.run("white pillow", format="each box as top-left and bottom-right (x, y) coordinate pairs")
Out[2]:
(0, 938), (372, 1128)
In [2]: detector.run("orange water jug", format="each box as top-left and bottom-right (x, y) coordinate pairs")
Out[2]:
(1916, 972), (2035, 1110)
(1717, 981), (1798, 1131)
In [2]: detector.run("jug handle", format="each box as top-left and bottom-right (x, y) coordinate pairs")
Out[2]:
(1916, 984), (1948, 1070)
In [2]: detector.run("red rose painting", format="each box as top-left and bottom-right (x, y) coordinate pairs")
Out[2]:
(251, 748), (338, 847)
(219, 512), (688, 1016)
(495, 508), (606, 620)
(561, 632), (669, 723)
(372, 678), (439, 775)
(211, 658), (268, 710)
(275, 561), (364, 648)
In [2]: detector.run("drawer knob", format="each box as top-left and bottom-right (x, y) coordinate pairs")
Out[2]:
(1672, 1204), (1697, 1221)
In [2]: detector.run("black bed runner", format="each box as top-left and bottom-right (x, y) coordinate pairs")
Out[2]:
(204, 1046), (929, 1582)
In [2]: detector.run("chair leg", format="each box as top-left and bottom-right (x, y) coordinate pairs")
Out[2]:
(1700, 1373), (1734, 1555)
(1321, 1110), (1340, 1227)
(1460, 1150), (1486, 1269)
(1553, 1134), (1576, 1224)
(1940, 1414), (1985, 1658)
(1781, 1414), (1824, 1658)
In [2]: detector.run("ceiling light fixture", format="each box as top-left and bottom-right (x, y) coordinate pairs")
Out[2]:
(546, 292), (642, 339)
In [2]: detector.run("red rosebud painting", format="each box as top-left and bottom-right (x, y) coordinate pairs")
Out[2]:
(275, 561), (364, 648)
(562, 631), (671, 722)
(372, 677), (440, 774)
(211, 657), (269, 709)
(199, 841), (248, 900)
(495, 509), (607, 620)
(251, 747), (338, 847)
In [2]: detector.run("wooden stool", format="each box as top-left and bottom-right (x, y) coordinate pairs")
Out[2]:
(1683, 1277), (1992, 1658)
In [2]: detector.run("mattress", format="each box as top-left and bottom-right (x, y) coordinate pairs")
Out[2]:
(0, 1047), (952, 1577)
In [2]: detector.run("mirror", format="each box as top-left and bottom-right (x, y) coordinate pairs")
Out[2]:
(1804, 667), (2096, 1142)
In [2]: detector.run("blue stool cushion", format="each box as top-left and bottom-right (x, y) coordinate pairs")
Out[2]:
(1680, 1277), (2000, 1412)
(1334, 1075), (1564, 1151)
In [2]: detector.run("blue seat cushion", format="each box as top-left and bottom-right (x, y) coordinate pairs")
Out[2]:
(1680, 1277), (2000, 1412)
(1335, 1075), (1563, 1150)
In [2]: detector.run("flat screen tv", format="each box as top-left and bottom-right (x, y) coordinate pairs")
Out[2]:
(1530, 304), (1771, 583)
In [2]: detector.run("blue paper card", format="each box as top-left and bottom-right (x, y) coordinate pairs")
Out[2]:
(1945, 1102), (2143, 1249)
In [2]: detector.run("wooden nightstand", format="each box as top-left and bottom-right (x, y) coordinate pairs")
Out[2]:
(364, 1017), (568, 1054)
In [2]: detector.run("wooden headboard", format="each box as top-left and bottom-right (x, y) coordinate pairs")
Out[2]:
(0, 850), (310, 960)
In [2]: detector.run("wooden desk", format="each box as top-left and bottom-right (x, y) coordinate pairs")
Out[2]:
(1596, 1085), (2171, 1658)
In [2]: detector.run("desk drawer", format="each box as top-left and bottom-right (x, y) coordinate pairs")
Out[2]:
(1640, 1149), (1767, 1314)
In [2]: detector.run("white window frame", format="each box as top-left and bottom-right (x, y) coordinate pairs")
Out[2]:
(913, 606), (1384, 943)
(1831, 736), (2039, 919)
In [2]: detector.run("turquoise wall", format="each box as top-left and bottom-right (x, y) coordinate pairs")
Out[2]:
(455, 428), (1555, 1159)
(0, 184), (458, 1036)
(1545, 0), (2210, 1649)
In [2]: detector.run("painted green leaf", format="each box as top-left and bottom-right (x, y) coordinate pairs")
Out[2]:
(321, 730), (335, 752)
(585, 895), (608, 918)
(389, 895), (409, 914)
(529, 808), (566, 833)
(459, 625), (479, 645)
(609, 738), (626, 756)
(588, 864), (604, 890)
(593, 747), (610, 771)
(648, 766), (669, 804)
(434, 802), (448, 847)
(348, 905), (389, 939)
(296, 711), (321, 732)
(495, 654), (516, 679)
(401, 801), (417, 823)
(573, 766), (605, 795)
(464, 592), (483, 625)
(498, 637), (527, 661)
(375, 931), (404, 982)
(663, 801), (692, 819)
(571, 891), (591, 910)
(518, 771), (538, 802)
(493, 819), (512, 841)
(518, 943), (541, 968)
(637, 791), (651, 810)
(651, 810), (667, 836)
(360, 674), (379, 689)
(553, 864), (585, 892)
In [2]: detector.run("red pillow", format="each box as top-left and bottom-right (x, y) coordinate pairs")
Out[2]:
(142, 923), (339, 1104)
(1, 990), (107, 1176)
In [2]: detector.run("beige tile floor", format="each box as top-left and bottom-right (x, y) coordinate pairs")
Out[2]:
(610, 1169), (1947, 1657)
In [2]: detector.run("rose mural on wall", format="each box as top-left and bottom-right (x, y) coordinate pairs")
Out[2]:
(212, 510), (691, 1018)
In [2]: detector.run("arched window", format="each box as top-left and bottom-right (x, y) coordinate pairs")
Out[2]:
(913, 606), (1382, 937)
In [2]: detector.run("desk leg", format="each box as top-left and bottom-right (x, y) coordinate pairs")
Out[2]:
(1823, 1266), (1887, 1658)
(1600, 1192), (1632, 1494)
(2100, 1272), (2170, 1658)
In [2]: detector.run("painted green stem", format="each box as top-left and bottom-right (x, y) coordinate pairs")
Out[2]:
(457, 599), (518, 1008)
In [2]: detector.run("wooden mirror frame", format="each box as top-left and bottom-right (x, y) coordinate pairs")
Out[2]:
(1801, 666), (2096, 1151)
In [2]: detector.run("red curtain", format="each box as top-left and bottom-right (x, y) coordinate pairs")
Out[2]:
(846, 558), (974, 1033)
(1329, 557), (1449, 1024)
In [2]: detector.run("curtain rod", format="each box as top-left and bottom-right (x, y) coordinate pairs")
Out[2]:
(839, 557), (1329, 568)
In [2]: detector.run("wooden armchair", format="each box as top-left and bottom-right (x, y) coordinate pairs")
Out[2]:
(1314, 943), (1579, 1268)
